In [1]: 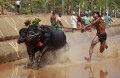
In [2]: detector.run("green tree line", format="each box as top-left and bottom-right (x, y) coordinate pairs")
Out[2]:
(0, 0), (120, 16)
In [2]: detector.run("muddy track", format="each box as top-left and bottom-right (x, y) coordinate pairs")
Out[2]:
(0, 15), (120, 63)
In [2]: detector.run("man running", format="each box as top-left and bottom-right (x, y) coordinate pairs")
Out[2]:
(82, 11), (108, 62)
(50, 12), (56, 27)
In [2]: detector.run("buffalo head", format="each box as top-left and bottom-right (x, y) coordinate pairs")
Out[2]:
(18, 28), (28, 44)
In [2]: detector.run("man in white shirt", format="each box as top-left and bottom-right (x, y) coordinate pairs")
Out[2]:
(15, 0), (21, 14)
(71, 11), (77, 32)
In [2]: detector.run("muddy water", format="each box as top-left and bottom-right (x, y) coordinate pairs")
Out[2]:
(0, 31), (120, 78)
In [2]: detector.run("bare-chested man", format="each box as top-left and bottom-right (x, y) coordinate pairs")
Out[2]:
(50, 12), (56, 27)
(82, 11), (108, 62)
(56, 13), (64, 30)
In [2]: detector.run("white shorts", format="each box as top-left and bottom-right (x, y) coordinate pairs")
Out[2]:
(71, 23), (77, 28)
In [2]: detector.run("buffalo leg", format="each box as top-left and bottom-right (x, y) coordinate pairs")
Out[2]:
(27, 46), (37, 65)
(27, 47), (34, 64)
(27, 47), (39, 69)
(38, 46), (48, 66)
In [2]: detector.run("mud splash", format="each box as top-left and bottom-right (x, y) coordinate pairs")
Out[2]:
(0, 30), (120, 78)
(0, 58), (119, 78)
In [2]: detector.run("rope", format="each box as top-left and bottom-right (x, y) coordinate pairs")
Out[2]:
(40, 25), (82, 30)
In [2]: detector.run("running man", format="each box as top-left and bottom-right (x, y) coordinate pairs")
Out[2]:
(82, 14), (91, 25)
(50, 12), (56, 27)
(82, 11), (108, 62)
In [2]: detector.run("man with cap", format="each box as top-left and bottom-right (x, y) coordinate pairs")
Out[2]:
(71, 11), (77, 32)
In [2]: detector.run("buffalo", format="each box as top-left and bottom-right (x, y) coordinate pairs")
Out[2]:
(18, 25), (67, 68)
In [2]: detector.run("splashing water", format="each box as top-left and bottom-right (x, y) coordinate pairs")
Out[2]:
(0, 27), (120, 78)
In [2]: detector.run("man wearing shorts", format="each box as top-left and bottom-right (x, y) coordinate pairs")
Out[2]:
(82, 11), (108, 62)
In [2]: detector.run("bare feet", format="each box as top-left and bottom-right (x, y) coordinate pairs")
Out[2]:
(84, 57), (91, 63)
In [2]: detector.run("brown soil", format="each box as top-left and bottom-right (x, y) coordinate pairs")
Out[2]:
(0, 14), (120, 63)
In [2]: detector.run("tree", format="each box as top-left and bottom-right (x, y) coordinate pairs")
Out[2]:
(62, 0), (65, 14)
(0, 0), (14, 14)
(5, 0), (120, 15)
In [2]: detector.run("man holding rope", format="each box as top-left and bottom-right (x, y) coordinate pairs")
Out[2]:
(82, 11), (108, 62)
(50, 12), (56, 27)
(55, 13), (64, 30)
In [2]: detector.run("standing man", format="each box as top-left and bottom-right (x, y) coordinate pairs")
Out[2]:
(76, 14), (83, 29)
(56, 13), (64, 30)
(82, 11), (108, 62)
(82, 14), (91, 25)
(108, 14), (113, 25)
(104, 13), (110, 28)
(71, 11), (77, 32)
(82, 14), (92, 32)
(15, 0), (21, 14)
(50, 12), (56, 27)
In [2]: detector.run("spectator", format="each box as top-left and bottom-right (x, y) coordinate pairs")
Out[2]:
(50, 12), (56, 27)
(76, 14), (83, 29)
(80, 12), (84, 17)
(56, 13), (64, 30)
(89, 13), (94, 22)
(21, 0), (27, 8)
(71, 11), (77, 32)
(15, 0), (21, 14)
(104, 13), (110, 28)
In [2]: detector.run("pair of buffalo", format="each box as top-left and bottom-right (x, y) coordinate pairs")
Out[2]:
(18, 24), (67, 68)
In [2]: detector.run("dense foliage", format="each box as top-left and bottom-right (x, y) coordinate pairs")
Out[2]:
(0, 0), (15, 14)
(0, 0), (120, 16)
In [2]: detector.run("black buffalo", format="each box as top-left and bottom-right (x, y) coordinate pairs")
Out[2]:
(18, 25), (67, 68)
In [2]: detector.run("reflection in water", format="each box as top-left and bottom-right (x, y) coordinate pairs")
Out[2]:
(0, 58), (119, 78)
(27, 66), (70, 78)
(84, 64), (94, 78)
(100, 70), (108, 78)
(11, 67), (18, 77)
(84, 64), (108, 78)
(28, 71), (35, 78)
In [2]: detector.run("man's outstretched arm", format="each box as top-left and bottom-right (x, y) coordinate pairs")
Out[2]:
(83, 18), (101, 30)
